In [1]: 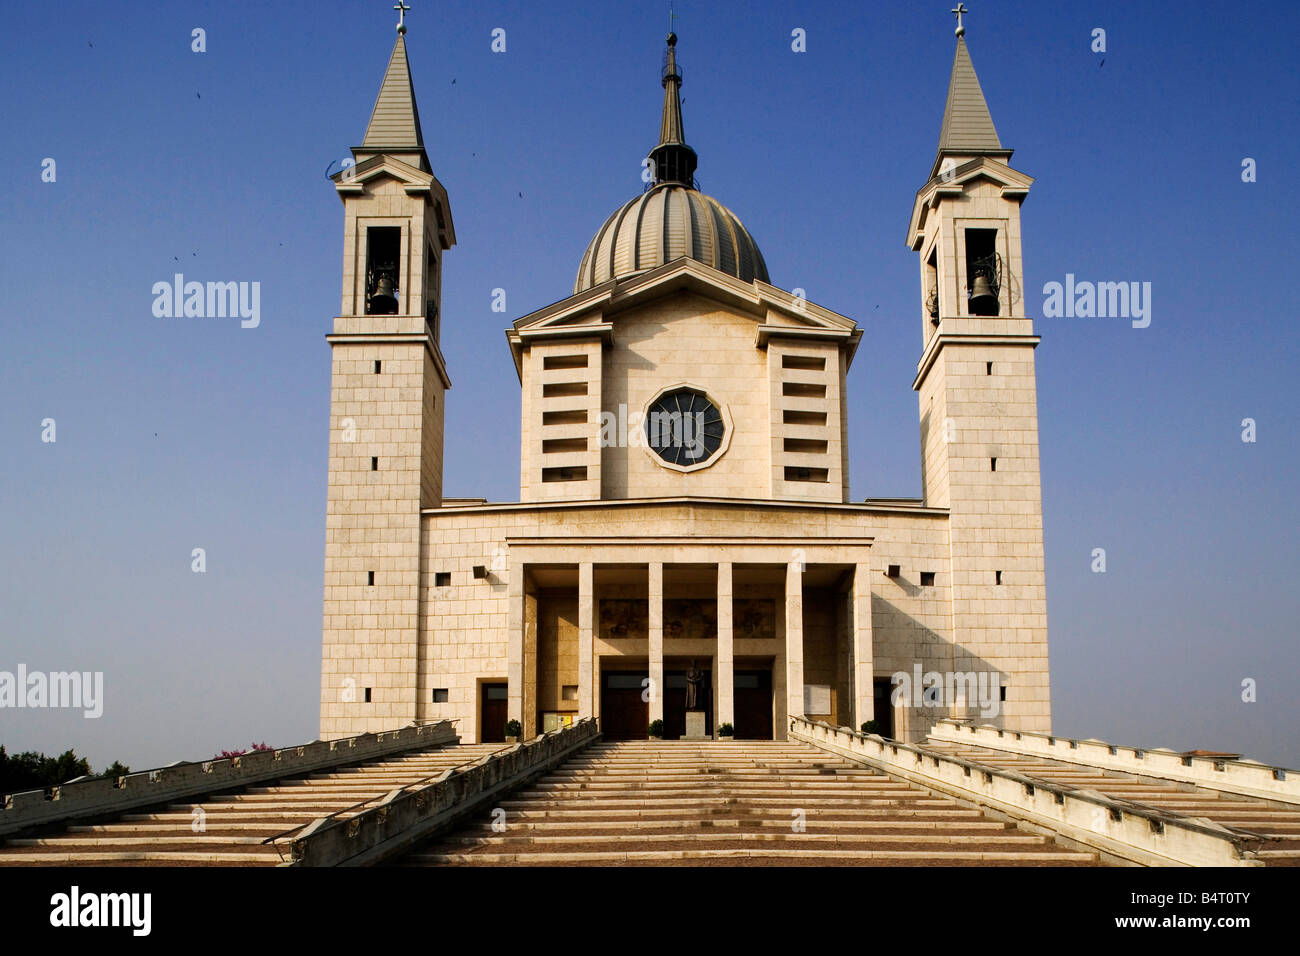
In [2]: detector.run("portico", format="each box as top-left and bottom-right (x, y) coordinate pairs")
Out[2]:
(503, 538), (874, 740)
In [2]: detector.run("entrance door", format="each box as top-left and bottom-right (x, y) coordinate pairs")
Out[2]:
(872, 678), (895, 739)
(733, 669), (773, 740)
(600, 671), (649, 741)
(480, 683), (508, 742)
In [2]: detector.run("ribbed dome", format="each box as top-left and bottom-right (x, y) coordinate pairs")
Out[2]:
(574, 183), (769, 293)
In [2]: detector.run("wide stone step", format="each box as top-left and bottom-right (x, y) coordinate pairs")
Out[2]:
(408, 847), (1094, 865)
(444, 831), (1049, 847)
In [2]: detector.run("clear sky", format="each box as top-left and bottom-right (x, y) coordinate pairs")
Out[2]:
(1, 0), (1296, 770)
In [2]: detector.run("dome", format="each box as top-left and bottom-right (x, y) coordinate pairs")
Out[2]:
(574, 182), (769, 294)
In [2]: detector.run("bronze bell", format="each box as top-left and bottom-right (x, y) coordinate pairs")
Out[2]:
(968, 274), (998, 316)
(370, 273), (398, 314)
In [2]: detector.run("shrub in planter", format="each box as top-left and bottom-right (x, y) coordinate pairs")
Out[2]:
(717, 723), (735, 740)
(504, 719), (522, 742)
(860, 720), (882, 736)
(648, 719), (664, 739)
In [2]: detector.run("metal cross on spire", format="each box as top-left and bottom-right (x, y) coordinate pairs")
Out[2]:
(951, 3), (968, 37)
(668, 1), (676, 37)
(394, 1), (411, 35)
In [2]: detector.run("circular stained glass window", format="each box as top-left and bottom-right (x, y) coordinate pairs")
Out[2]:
(645, 387), (726, 466)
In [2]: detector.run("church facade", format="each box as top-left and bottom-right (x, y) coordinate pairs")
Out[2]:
(318, 24), (1051, 745)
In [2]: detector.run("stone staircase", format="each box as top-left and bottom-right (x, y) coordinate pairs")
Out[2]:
(402, 740), (1100, 866)
(924, 739), (1300, 866)
(0, 743), (505, 866)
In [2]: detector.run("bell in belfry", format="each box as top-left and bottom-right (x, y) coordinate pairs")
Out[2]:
(370, 270), (398, 314)
(968, 273), (998, 316)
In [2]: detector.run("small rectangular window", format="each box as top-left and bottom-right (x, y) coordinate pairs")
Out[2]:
(995, 570), (1003, 585)
(542, 465), (588, 482)
(986, 362), (993, 375)
(375, 360), (382, 374)
(781, 354), (826, 371)
(542, 409), (587, 426)
(782, 381), (826, 398)
(367, 570), (375, 586)
(991, 457), (997, 471)
(783, 438), (828, 455)
(920, 571), (935, 587)
(542, 381), (587, 398)
(999, 685), (1007, 702)
(371, 456), (379, 471)
(782, 410), (827, 426)
(435, 571), (451, 587)
(784, 466), (829, 482)
(364, 687), (372, 703)
(543, 354), (588, 370)
(561, 685), (578, 701)
(542, 437), (588, 454)
(432, 688), (449, 703)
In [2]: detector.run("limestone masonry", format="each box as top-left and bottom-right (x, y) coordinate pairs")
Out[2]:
(319, 30), (1051, 747)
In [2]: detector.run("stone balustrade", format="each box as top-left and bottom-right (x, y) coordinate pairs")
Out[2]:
(790, 717), (1266, 867)
(287, 718), (601, 867)
(0, 722), (458, 838)
(929, 719), (1299, 805)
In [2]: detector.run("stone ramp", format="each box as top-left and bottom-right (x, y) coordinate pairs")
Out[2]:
(400, 741), (1100, 866)
(923, 739), (1300, 866)
(0, 743), (505, 866)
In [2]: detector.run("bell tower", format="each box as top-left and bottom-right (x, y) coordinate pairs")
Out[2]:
(319, 14), (456, 738)
(907, 13), (1051, 732)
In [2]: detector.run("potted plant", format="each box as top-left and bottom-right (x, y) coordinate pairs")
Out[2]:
(504, 719), (521, 744)
(717, 722), (734, 742)
(860, 720), (882, 737)
(648, 719), (664, 740)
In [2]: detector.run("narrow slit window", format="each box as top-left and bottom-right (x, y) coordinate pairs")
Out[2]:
(986, 362), (993, 375)
(364, 687), (372, 703)
(781, 354), (826, 371)
(367, 570), (374, 586)
(991, 457), (997, 471)
(995, 570), (1003, 585)
(375, 360), (382, 374)
(371, 456), (379, 471)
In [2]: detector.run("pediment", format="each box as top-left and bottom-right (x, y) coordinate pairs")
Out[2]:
(332, 154), (455, 248)
(507, 257), (860, 378)
(907, 156), (1034, 249)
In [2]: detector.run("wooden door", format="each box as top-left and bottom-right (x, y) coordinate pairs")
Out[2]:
(480, 683), (508, 742)
(600, 671), (649, 741)
(733, 669), (772, 740)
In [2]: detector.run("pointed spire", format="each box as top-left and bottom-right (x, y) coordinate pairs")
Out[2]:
(647, 33), (698, 187)
(937, 36), (1001, 153)
(361, 34), (426, 160)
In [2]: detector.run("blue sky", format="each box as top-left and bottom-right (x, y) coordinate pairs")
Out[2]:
(1, 0), (1296, 770)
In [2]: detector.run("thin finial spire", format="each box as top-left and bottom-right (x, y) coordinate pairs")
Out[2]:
(951, 3), (967, 37)
(394, 0), (410, 35)
(647, 30), (697, 186)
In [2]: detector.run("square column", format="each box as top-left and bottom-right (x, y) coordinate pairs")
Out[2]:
(852, 562), (874, 728)
(648, 562), (664, 725)
(578, 562), (594, 720)
(506, 556), (524, 733)
(716, 562), (734, 730)
(785, 560), (804, 722)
